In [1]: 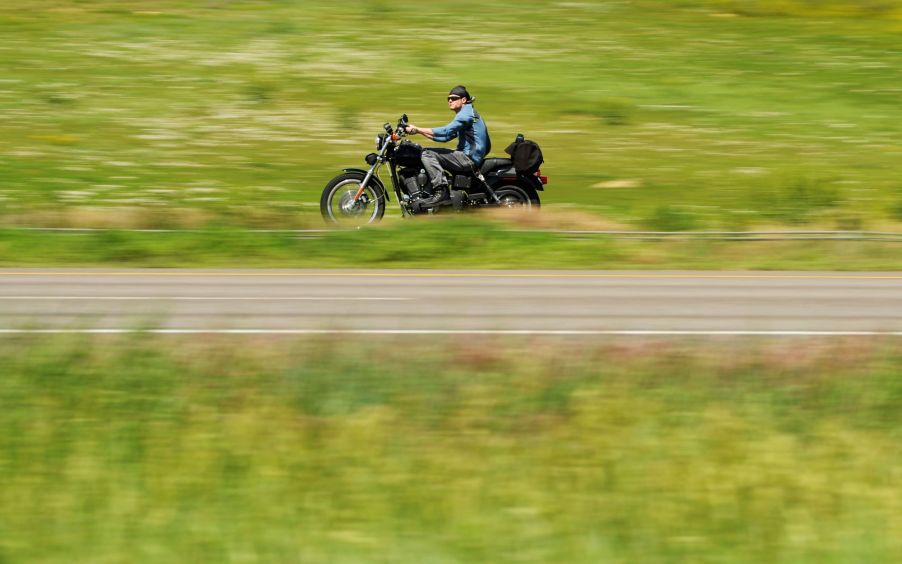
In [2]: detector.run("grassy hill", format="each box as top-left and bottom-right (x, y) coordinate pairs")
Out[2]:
(2, 0), (902, 232)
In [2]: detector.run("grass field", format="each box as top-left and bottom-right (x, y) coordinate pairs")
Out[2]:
(2, 0), (902, 235)
(1, 334), (900, 562)
(3, 6), (900, 562)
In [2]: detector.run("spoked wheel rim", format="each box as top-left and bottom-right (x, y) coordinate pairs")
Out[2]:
(495, 186), (533, 209)
(324, 179), (382, 226)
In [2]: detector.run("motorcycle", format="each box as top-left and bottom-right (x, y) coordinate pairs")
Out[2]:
(320, 114), (547, 225)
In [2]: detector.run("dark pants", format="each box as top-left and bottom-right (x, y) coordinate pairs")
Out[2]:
(421, 148), (475, 191)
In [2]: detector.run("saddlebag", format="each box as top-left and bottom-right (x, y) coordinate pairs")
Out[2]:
(504, 135), (544, 175)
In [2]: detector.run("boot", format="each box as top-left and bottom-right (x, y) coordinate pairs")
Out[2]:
(416, 184), (450, 211)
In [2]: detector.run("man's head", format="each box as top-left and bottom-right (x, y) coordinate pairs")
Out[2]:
(447, 85), (472, 112)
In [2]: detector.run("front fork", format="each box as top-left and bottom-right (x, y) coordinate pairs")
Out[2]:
(353, 136), (395, 202)
(353, 164), (379, 202)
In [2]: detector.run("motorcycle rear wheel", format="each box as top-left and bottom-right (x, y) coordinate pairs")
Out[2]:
(320, 172), (386, 226)
(494, 185), (540, 209)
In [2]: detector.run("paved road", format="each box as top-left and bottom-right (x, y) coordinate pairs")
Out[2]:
(1, 269), (901, 335)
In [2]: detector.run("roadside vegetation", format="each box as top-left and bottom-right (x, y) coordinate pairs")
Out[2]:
(2, 216), (901, 270)
(0, 334), (899, 562)
(2, 0), (902, 241)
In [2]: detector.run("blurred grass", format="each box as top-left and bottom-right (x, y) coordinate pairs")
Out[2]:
(2, 0), (902, 235)
(0, 334), (899, 562)
(2, 217), (902, 269)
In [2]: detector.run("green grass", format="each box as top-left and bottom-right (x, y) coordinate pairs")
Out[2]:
(2, 219), (902, 270)
(2, 0), (902, 236)
(0, 334), (900, 562)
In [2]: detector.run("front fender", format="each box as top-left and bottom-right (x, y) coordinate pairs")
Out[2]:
(342, 168), (390, 202)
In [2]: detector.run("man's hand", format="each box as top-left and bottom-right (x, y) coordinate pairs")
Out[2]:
(405, 125), (418, 135)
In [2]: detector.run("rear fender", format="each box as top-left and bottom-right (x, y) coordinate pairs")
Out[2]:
(342, 168), (390, 202)
(520, 174), (545, 192)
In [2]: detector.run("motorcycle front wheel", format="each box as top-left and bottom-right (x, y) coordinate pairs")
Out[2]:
(320, 172), (386, 226)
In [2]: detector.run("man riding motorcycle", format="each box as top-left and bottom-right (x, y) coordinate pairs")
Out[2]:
(403, 85), (491, 208)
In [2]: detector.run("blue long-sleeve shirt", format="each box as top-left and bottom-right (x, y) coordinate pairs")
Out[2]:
(430, 104), (491, 165)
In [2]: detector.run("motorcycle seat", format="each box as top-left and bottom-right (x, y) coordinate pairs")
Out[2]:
(479, 157), (514, 175)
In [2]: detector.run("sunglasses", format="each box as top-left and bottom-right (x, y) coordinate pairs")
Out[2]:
(447, 95), (462, 102)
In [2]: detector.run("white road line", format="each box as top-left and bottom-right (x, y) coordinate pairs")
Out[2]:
(2, 271), (902, 280)
(0, 296), (411, 301)
(0, 329), (900, 336)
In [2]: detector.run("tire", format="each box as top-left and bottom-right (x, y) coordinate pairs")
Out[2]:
(320, 172), (386, 225)
(493, 184), (540, 209)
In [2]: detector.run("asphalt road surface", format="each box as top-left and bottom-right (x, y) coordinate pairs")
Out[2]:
(1, 269), (901, 335)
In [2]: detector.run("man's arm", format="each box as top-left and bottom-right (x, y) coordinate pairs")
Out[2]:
(407, 108), (472, 142)
(405, 125), (436, 140)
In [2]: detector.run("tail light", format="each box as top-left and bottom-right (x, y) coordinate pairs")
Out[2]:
(535, 169), (548, 184)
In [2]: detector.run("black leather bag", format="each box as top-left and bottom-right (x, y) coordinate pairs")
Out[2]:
(504, 136), (544, 175)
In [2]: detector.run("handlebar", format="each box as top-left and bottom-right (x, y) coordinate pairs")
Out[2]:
(382, 115), (412, 141)
(396, 114), (409, 137)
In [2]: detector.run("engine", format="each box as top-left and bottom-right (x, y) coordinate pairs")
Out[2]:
(398, 167), (429, 198)
(398, 165), (470, 214)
